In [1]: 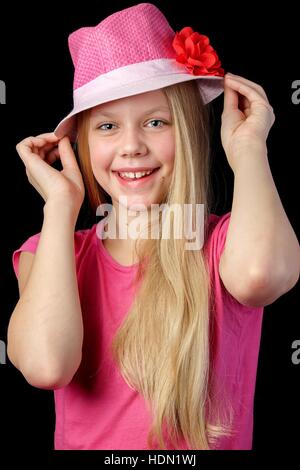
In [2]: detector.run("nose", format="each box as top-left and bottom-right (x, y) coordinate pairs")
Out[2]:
(118, 127), (147, 158)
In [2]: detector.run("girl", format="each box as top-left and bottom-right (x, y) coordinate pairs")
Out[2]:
(8, 3), (299, 450)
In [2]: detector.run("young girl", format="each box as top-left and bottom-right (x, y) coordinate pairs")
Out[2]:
(8, 3), (299, 451)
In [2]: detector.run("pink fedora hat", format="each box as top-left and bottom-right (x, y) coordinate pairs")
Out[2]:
(54, 2), (225, 142)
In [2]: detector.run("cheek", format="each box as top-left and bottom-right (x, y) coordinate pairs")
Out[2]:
(89, 142), (112, 176)
(158, 135), (175, 168)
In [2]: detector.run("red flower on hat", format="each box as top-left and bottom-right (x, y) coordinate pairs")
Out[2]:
(172, 26), (224, 77)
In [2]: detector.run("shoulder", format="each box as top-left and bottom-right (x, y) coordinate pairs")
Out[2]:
(204, 211), (231, 259)
(15, 224), (96, 251)
(207, 211), (231, 233)
(74, 225), (97, 252)
(12, 224), (97, 279)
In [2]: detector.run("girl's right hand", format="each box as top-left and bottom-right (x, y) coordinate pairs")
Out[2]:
(16, 133), (85, 213)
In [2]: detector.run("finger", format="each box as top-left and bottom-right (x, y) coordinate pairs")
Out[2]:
(17, 137), (58, 161)
(45, 147), (60, 164)
(35, 132), (60, 142)
(20, 135), (59, 151)
(224, 76), (272, 110)
(58, 136), (80, 170)
(41, 143), (59, 160)
(223, 79), (239, 113)
(225, 74), (268, 100)
(18, 138), (57, 170)
(33, 145), (42, 157)
(32, 139), (60, 161)
(17, 136), (49, 155)
(21, 145), (59, 188)
(29, 136), (58, 147)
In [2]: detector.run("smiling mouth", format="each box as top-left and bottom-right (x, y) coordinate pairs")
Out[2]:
(114, 167), (160, 181)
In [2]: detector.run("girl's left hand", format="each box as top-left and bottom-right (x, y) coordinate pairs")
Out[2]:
(220, 73), (276, 171)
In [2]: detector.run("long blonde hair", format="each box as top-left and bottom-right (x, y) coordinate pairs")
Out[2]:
(76, 81), (234, 450)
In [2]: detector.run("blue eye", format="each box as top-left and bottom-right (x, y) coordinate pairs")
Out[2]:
(147, 119), (165, 128)
(97, 119), (166, 131)
(98, 123), (117, 131)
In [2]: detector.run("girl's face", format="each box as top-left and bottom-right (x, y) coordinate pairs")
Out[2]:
(88, 89), (175, 213)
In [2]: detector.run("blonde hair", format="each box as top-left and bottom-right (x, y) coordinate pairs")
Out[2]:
(76, 81), (234, 450)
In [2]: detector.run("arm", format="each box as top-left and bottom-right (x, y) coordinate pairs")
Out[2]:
(219, 73), (300, 307)
(219, 143), (300, 307)
(7, 200), (84, 389)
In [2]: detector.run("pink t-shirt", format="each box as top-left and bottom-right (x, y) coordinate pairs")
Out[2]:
(12, 212), (264, 450)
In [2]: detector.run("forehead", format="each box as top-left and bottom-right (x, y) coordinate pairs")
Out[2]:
(90, 89), (170, 117)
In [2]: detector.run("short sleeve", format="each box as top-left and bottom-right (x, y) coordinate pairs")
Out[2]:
(11, 227), (94, 281)
(12, 232), (41, 279)
(205, 211), (231, 268)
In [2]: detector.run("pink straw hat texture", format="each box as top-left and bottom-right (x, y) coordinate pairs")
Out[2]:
(54, 2), (225, 142)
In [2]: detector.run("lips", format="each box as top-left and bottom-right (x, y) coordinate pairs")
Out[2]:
(113, 167), (160, 186)
(113, 167), (160, 174)
(117, 168), (158, 180)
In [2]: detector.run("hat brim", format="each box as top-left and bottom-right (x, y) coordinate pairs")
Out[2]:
(54, 58), (224, 142)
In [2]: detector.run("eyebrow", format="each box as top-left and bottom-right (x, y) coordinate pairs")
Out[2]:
(92, 106), (170, 118)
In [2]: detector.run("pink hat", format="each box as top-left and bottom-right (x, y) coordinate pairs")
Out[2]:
(54, 2), (225, 142)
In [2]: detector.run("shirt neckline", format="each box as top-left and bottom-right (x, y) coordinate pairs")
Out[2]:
(94, 219), (140, 272)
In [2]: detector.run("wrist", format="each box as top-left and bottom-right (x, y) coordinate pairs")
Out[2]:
(44, 198), (81, 226)
(228, 141), (269, 174)
(230, 138), (267, 156)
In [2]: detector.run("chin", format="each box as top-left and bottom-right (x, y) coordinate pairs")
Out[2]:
(122, 202), (152, 213)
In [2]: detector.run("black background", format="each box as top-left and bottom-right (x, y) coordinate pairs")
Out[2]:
(0, 0), (299, 466)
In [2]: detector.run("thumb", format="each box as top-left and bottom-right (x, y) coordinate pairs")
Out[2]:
(221, 82), (244, 134)
(223, 80), (239, 115)
(58, 136), (81, 171)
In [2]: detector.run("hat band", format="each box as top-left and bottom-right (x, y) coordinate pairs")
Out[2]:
(73, 58), (223, 111)
(54, 58), (224, 141)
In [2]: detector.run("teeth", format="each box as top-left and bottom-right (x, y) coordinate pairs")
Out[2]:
(118, 169), (154, 179)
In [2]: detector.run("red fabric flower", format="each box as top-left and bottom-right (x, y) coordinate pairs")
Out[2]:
(172, 26), (224, 77)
